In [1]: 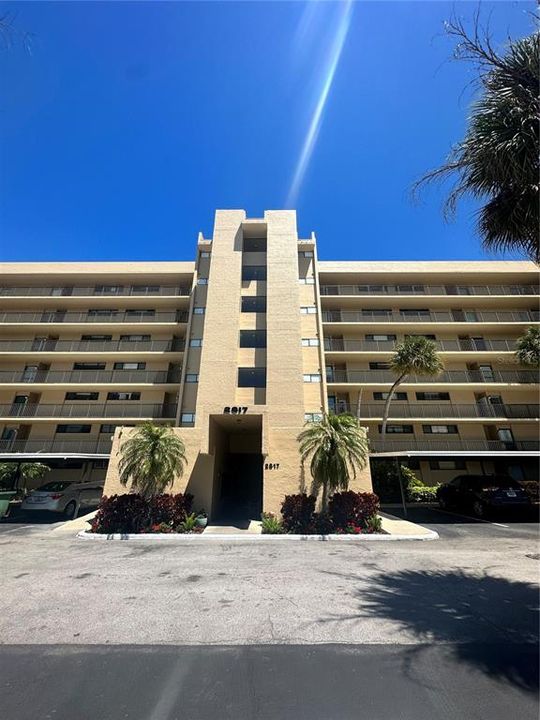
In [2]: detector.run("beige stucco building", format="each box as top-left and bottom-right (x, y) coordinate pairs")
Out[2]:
(0, 209), (538, 517)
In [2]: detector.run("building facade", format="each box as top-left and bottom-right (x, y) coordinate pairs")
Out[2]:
(0, 210), (538, 517)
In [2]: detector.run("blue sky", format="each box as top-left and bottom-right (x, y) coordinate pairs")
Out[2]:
(0, 1), (535, 262)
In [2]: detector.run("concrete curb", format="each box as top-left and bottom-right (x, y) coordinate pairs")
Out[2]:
(77, 529), (439, 542)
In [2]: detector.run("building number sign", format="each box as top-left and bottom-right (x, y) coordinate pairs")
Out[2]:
(223, 406), (248, 415)
(265, 463), (280, 470)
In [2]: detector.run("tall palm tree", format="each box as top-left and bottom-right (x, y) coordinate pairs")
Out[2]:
(381, 337), (444, 437)
(298, 413), (369, 511)
(0, 462), (50, 490)
(414, 18), (539, 262)
(515, 326), (540, 368)
(118, 423), (187, 499)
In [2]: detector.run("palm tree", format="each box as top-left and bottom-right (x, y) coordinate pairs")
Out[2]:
(516, 326), (540, 368)
(118, 423), (187, 499)
(0, 462), (50, 491)
(381, 337), (444, 437)
(414, 17), (539, 262)
(298, 413), (369, 511)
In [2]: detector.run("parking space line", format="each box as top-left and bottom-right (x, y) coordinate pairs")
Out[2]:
(0, 525), (35, 534)
(432, 507), (510, 529)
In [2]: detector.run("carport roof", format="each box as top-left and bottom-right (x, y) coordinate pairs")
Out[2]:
(371, 450), (540, 458)
(0, 453), (109, 461)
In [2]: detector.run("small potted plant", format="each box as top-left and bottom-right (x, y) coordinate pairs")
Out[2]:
(195, 509), (208, 528)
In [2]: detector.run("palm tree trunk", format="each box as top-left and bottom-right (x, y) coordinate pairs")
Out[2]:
(321, 481), (328, 513)
(381, 374), (407, 438)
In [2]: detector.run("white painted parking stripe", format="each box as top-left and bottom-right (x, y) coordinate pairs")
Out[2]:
(432, 507), (509, 529)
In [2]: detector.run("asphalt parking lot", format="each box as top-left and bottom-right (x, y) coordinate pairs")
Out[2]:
(0, 506), (538, 719)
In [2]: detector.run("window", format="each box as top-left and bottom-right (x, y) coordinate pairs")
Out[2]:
(126, 309), (155, 317)
(366, 334), (396, 342)
(358, 285), (386, 293)
(100, 424), (117, 434)
(422, 425), (458, 434)
(65, 392), (99, 401)
(238, 367), (266, 388)
(120, 334), (151, 342)
(304, 412), (323, 422)
(429, 460), (466, 470)
(400, 309), (430, 316)
(107, 392), (141, 401)
(243, 237), (267, 252)
(185, 374), (199, 383)
(240, 330), (267, 348)
(303, 373), (321, 383)
(81, 334), (112, 342)
(378, 425), (414, 434)
(369, 362), (391, 370)
(397, 285), (424, 292)
(94, 286), (123, 295)
(301, 338), (319, 347)
(361, 309), (392, 317)
(241, 296), (266, 313)
(131, 285), (159, 293)
(416, 392), (450, 401)
(189, 339), (202, 348)
(88, 309), (118, 317)
(374, 391), (407, 401)
(114, 362), (146, 370)
(200, 251), (211, 258)
(56, 424), (92, 434)
(299, 277), (315, 284)
(242, 266), (267, 281)
(193, 307), (205, 315)
(92, 459), (109, 469)
(300, 306), (317, 314)
(73, 362), (105, 370)
(300, 250), (314, 258)
(197, 278), (208, 286)
(181, 413), (195, 426)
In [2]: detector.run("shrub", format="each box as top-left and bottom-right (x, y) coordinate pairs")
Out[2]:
(261, 512), (284, 534)
(90, 492), (193, 533)
(364, 514), (383, 533)
(281, 493), (316, 534)
(408, 486), (439, 503)
(401, 465), (424, 489)
(328, 491), (380, 530)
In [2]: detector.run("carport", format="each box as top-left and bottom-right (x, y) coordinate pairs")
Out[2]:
(370, 449), (540, 517)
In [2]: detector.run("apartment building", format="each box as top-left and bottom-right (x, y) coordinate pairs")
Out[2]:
(0, 209), (538, 517)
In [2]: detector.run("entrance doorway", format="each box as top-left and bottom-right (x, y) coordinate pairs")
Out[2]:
(209, 415), (263, 523)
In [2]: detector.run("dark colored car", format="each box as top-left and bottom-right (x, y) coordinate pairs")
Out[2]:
(437, 474), (531, 518)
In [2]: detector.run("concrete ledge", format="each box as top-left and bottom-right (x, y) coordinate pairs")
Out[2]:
(77, 528), (438, 542)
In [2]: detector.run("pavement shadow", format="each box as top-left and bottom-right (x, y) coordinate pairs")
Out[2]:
(320, 568), (540, 693)
(382, 505), (539, 525)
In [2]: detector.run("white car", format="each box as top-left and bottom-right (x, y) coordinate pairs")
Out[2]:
(22, 480), (104, 519)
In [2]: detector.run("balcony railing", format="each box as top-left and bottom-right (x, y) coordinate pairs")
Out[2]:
(0, 369), (182, 384)
(0, 339), (185, 353)
(0, 311), (189, 324)
(322, 310), (539, 323)
(327, 369), (539, 384)
(0, 286), (191, 297)
(0, 437), (114, 454)
(331, 403), (540, 419)
(369, 438), (540, 453)
(0, 403), (178, 418)
(320, 284), (539, 296)
(324, 338), (519, 352)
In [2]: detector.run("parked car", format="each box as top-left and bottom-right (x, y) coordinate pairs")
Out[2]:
(437, 474), (531, 518)
(21, 480), (104, 519)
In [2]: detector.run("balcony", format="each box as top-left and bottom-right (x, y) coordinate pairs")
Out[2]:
(322, 310), (539, 324)
(0, 310), (189, 324)
(0, 437), (113, 454)
(327, 369), (539, 384)
(0, 286), (191, 297)
(0, 403), (178, 419)
(370, 438), (540, 453)
(324, 338), (519, 353)
(0, 339), (185, 353)
(331, 402), (540, 419)
(319, 284), (539, 296)
(0, 369), (182, 384)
